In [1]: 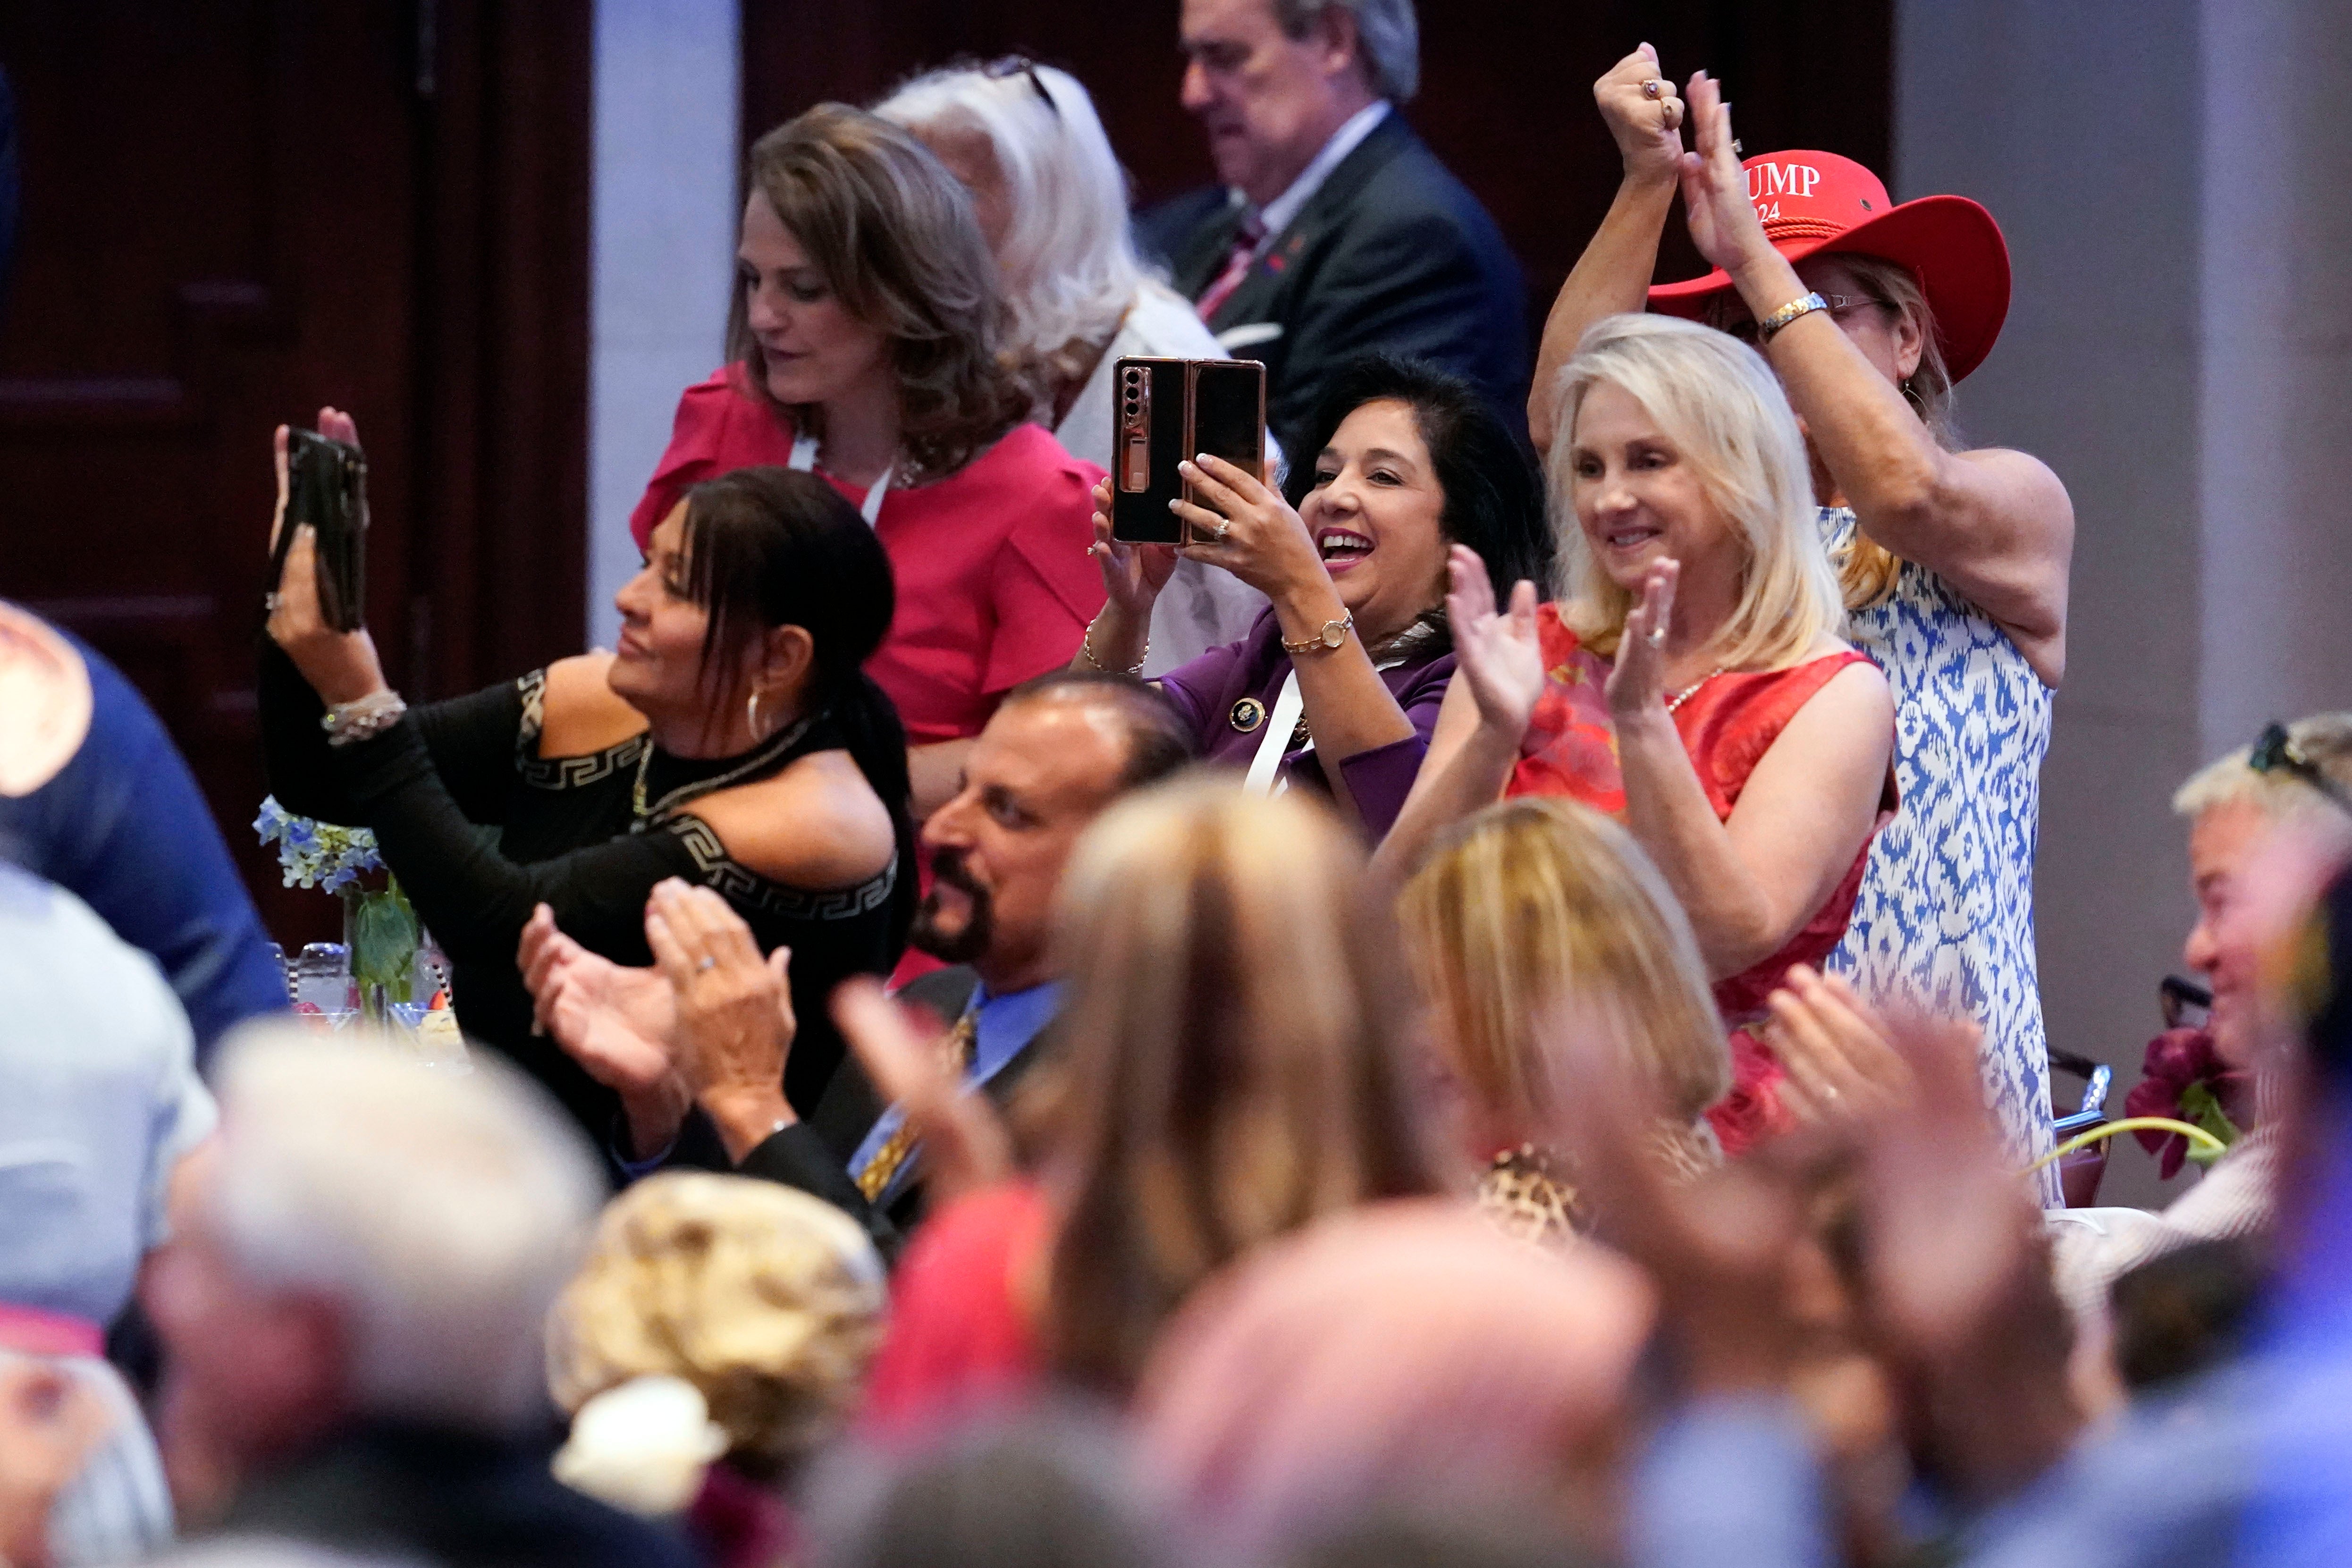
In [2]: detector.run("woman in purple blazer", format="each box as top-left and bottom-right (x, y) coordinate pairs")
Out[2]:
(1074, 355), (1547, 838)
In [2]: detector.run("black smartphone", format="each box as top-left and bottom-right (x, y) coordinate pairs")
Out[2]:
(268, 428), (370, 631)
(1109, 357), (1267, 545)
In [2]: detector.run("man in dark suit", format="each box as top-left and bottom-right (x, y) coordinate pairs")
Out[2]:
(1138, 0), (1528, 458)
(527, 673), (1195, 1261)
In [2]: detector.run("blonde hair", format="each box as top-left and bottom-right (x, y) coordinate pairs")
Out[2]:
(2174, 714), (2352, 825)
(545, 1172), (886, 1479)
(875, 63), (1144, 404)
(1547, 313), (1844, 667)
(1398, 797), (1730, 1129)
(1044, 777), (1440, 1393)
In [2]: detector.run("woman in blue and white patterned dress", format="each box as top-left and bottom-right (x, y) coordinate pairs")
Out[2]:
(1526, 46), (2075, 1195)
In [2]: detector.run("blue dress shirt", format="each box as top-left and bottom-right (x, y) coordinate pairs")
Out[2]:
(846, 979), (1061, 1207)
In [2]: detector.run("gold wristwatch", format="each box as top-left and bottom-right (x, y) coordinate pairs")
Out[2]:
(1280, 612), (1355, 656)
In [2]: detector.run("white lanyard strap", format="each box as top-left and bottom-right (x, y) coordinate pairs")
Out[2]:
(788, 433), (893, 528)
(1243, 666), (1304, 798)
(1242, 645), (1415, 799)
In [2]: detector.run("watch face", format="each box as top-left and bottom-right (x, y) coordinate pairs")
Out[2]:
(1322, 620), (1347, 648)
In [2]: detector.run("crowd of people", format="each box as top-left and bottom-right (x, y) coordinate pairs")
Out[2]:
(2, 3), (2349, 1566)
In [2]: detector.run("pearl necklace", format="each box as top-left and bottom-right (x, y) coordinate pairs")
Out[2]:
(1665, 667), (1728, 716)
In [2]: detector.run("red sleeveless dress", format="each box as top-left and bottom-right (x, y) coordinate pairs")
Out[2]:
(1506, 608), (1895, 1153)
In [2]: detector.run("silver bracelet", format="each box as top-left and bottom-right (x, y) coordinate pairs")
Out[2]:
(322, 689), (408, 747)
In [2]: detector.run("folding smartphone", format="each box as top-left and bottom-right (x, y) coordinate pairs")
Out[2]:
(1108, 357), (1267, 545)
(268, 428), (370, 631)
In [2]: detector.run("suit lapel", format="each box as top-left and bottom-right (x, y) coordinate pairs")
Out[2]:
(1205, 114), (1418, 334)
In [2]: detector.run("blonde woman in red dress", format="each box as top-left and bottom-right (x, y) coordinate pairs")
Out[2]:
(1380, 312), (1896, 1151)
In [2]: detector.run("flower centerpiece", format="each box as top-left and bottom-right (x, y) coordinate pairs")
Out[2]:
(254, 796), (423, 1022)
(2123, 1025), (2248, 1179)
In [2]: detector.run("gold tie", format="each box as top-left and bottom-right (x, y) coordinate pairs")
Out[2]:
(854, 1008), (978, 1202)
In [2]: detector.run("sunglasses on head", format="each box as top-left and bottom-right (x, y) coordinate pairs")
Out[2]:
(982, 55), (1060, 118)
(2250, 721), (2352, 814)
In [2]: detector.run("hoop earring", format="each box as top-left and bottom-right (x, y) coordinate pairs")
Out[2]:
(1900, 375), (1929, 420)
(746, 689), (771, 743)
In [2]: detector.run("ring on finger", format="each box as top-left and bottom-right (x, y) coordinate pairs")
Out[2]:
(1205, 520), (1231, 540)
(263, 592), (282, 612)
(1731, 138), (1744, 156)
(696, 955), (717, 973)
(1645, 622), (1668, 649)
(1641, 78), (1661, 99)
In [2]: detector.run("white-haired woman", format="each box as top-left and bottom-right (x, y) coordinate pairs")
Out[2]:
(1380, 313), (1896, 1154)
(875, 58), (1265, 673)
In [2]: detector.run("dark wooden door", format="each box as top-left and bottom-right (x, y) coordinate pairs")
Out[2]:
(0, 1), (589, 945)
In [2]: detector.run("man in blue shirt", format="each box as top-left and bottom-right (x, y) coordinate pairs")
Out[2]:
(525, 672), (1194, 1260)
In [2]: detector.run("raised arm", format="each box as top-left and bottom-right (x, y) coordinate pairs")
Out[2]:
(1370, 548), (1546, 882)
(1675, 77), (2074, 684)
(1527, 46), (1693, 459)
(1608, 564), (1894, 978)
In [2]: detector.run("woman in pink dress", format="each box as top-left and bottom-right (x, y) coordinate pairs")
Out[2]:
(1381, 313), (1896, 1151)
(631, 104), (1104, 820)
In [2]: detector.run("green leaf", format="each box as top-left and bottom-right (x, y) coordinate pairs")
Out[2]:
(350, 882), (419, 1004)
(2178, 1081), (2241, 1168)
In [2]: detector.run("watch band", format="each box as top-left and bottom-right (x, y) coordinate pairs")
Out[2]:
(1279, 613), (1355, 656)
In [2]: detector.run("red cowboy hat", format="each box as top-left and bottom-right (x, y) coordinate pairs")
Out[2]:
(1648, 150), (2012, 383)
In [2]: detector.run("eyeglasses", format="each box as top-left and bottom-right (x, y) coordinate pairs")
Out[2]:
(1719, 293), (1885, 346)
(2161, 973), (2213, 1032)
(983, 55), (1060, 118)
(2250, 721), (2352, 813)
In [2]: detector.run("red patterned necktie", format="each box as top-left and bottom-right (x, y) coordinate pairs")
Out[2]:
(1193, 215), (1267, 324)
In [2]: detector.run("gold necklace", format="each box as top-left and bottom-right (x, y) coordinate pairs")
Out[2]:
(629, 714), (815, 825)
(1665, 666), (1728, 715)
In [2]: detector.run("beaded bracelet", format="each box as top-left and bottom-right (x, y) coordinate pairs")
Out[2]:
(322, 689), (409, 747)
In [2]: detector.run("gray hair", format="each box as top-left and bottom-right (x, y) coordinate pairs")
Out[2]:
(205, 1025), (604, 1433)
(1274, 0), (1419, 103)
(877, 63), (1143, 375)
(2175, 714), (2352, 824)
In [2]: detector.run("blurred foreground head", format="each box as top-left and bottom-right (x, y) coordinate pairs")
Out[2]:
(1133, 1201), (1652, 1565)
(145, 1026), (602, 1472)
(547, 1172), (886, 1505)
(1399, 797), (1730, 1166)
(1042, 777), (1439, 1391)
(809, 1412), (1173, 1568)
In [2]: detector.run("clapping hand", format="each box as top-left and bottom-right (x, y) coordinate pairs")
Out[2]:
(1764, 965), (1924, 1127)
(265, 406), (387, 707)
(643, 880), (797, 1163)
(1596, 44), (1688, 185)
(1604, 558), (1678, 720)
(1445, 545), (1546, 745)
(519, 903), (677, 1097)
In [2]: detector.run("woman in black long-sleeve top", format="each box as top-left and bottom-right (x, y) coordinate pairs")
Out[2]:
(261, 409), (913, 1148)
